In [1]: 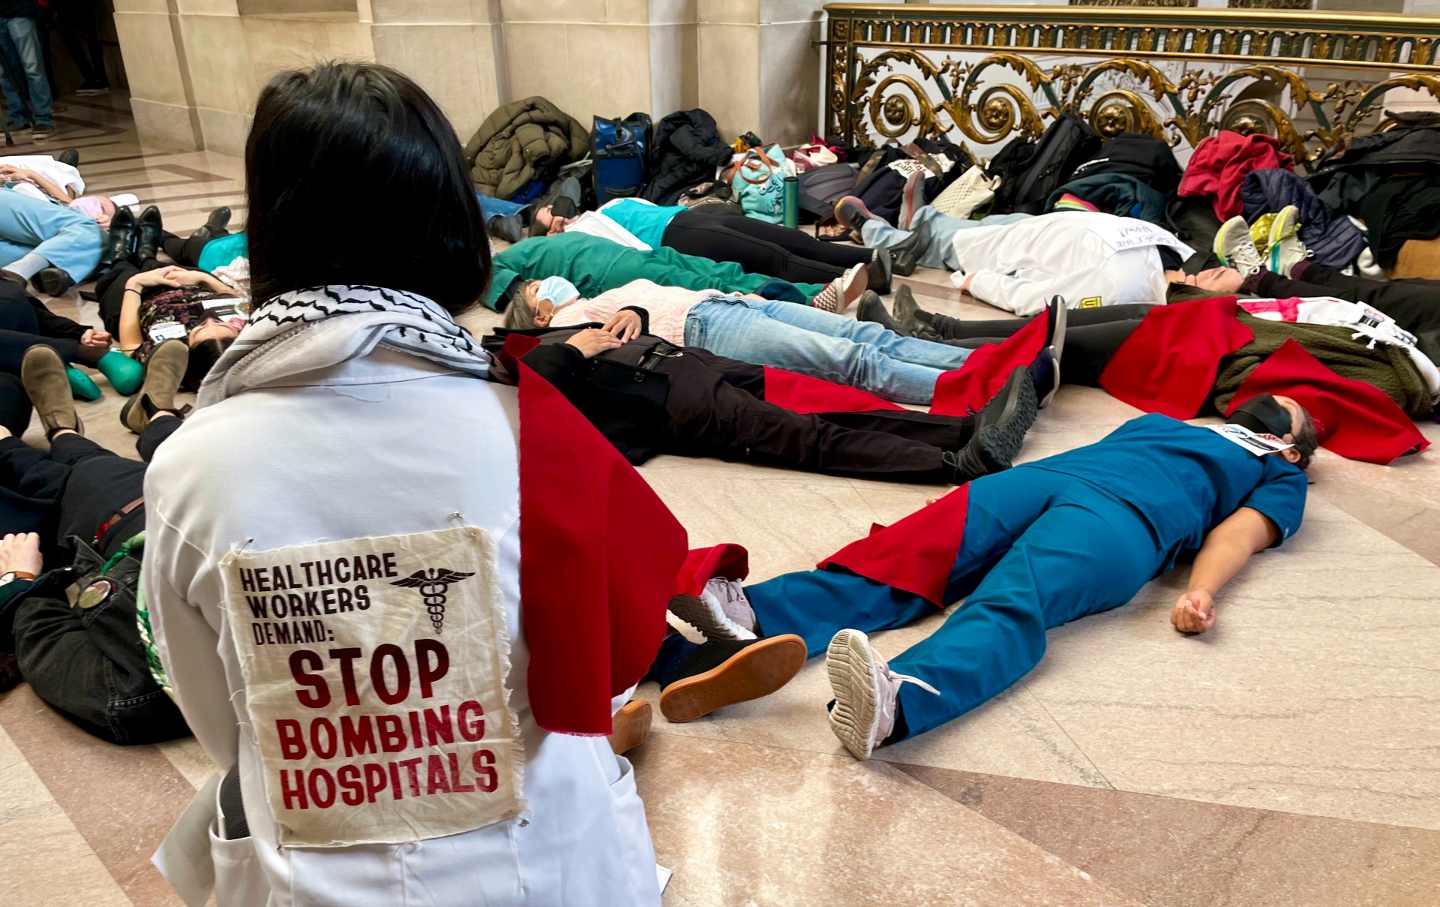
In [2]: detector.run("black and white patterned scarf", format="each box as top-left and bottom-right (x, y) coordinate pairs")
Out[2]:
(196, 285), (491, 408)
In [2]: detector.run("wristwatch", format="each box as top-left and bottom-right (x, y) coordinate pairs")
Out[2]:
(0, 570), (36, 586)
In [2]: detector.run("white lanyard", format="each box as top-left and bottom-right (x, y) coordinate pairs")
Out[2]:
(1207, 423), (1293, 457)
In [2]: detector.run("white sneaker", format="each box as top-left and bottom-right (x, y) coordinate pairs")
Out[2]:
(1267, 205), (1312, 277)
(667, 578), (757, 641)
(825, 629), (940, 761)
(814, 262), (867, 313)
(930, 166), (998, 220)
(1214, 215), (1265, 275)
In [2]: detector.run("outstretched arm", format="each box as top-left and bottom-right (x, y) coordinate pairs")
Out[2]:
(1171, 506), (1279, 635)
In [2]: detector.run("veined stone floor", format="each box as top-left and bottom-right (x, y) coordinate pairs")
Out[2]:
(3, 95), (1439, 907)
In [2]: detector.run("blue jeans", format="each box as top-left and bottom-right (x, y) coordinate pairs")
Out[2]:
(683, 297), (971, 404)
(0, 188), (103, 280)
(744, 466), (1163, 743)
(0, 17), (53, 128)
(862, 207), (1030, 271)
(476, 192), (526, 222)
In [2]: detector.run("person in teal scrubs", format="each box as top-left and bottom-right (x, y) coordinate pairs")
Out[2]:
(485, 230), (830, 310)
(669, 397), (1319, 760)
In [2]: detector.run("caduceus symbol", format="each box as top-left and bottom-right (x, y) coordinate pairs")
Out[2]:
(391, 568), (475, 633)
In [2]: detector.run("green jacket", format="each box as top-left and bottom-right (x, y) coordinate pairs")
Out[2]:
(484, 232), (824, 311)
(464, 96), (589, 200)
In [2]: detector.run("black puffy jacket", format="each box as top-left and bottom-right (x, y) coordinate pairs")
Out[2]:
(642, 109), (734, 205)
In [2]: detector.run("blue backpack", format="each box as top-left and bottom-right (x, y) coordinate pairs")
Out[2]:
(592, 113), (652, 203)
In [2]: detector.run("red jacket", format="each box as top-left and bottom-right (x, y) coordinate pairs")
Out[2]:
(1178, 132), (1293, 221)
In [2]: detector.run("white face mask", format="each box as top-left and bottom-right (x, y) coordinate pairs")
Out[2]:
(536, 276), (580, 309)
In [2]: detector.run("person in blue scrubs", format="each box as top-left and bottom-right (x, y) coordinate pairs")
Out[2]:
(670, 396), (1318, 760)
(532, 196), (884, 290)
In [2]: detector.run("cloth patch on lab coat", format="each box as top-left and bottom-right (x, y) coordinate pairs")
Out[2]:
(220, 527), (524, 847)
(1207, 423), (1293, 457)
(1078, 296), (1103, 309)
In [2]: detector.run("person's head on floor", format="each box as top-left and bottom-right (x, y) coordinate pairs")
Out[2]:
(1229, 393), (1319, 469)
(502, 277), (581, 329)
(245, 61), (488, 315)
(529, 203), (577, 237)
(69, 194), (116, 227)
(182, 319), (239, 390)
(1166, 266), (1246, 294)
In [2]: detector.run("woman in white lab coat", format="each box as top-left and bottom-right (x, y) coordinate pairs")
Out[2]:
(143, 63), (671, 906)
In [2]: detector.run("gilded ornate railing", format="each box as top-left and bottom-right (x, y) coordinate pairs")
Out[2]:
(823, 3), (1440, 167)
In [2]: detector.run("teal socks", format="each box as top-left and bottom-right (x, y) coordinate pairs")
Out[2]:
(96, 349), (144, 395)
(66, 366), (101, 401)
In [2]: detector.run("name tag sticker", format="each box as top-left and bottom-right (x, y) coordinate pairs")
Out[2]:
(1207, 423), (1293, 457)
(220, 526), (524, 847)
(148, 321), (187, 343)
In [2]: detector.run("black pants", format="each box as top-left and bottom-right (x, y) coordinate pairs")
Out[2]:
(0, 419), (180, 558)
(1250, 263), (1440, 365)
(0, 371), (27, 435)
(657, 347), (967, 482)
(926, 304), (1156, 388)
(0, 298), (83, 372)
(661, 206), (872, 285)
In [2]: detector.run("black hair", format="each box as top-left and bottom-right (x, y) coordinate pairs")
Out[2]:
(183, 337), (229, 391)
(1291, 408), (1319, 470)
(245, 62), (489, 314)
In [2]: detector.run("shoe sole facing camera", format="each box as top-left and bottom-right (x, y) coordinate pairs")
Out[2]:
(979, 366), (1039, 462)
(608, 699), (653, 756)
(659, 634), (807, 723)
(826, 629), (883, 760)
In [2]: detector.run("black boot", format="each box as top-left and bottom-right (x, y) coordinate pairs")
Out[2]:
(184, 206), (232, 247)
(867, 246), (893, 293)
(891, 285), (933, 337)
(856, 291), (898, 332)
(889, 220), (931, 277)
(944, 367), (1039, 484)
(32, 267), (74, 296)
(134, 205), (164, 264)
(99, 205), (136, 269)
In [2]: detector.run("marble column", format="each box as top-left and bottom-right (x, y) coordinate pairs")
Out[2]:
(697, 0), (825, 142)
(113, 0), (203, 149)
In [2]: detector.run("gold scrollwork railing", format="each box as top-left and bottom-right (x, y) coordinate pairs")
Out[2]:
(824, 3), (1440, 167)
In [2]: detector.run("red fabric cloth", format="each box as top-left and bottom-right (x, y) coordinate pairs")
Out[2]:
(931, 310), (1048, 417)
(818, 485), (971, 607)
(1099, 296), (1253, 418)
(1224, 339), (1429, 465)
(761, 366), (902, 414)
(676, 544), (750, 596)
(514, 343), (689, 735)
(1178, 132), (1293, 221)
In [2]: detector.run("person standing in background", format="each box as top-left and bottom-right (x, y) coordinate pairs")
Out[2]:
(53, 0), (110, 95)
(0, 0), (54, 140)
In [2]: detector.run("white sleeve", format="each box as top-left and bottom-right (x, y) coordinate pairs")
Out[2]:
(963, 270), (1057, 317)
(144, 502), (241, 767)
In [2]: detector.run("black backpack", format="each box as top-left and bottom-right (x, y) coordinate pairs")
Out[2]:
(1069, 133), (1183, 196)
(988, 113), (1100, 215)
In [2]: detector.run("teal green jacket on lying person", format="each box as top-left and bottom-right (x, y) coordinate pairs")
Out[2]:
(483, 231), (826, 310)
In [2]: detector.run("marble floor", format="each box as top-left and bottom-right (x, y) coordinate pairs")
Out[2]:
(3, 96), (1440, 907)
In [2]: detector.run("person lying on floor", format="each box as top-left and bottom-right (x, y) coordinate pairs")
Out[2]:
(0, 273), (141, 399)
(93, 211), (249, 394)
(487, 319), (1051, 484)
(669, 397), (1318, 760)
(833, 195), (1193, 316)
(527, 195), (890, 294)
(0, 173), (115, 295)
(863, 283), (1437, 419)
(485, 228), (869, 314)
(98, 203), (238, 276)
(502, 276), (975, 405)
(0, 342), (194, 744)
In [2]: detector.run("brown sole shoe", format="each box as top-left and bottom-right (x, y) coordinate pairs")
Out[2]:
(659, 634), (807, 723)
(20, 345), (80, 437)
(608, 699), (653, 756)
(120, 339), (189, 434)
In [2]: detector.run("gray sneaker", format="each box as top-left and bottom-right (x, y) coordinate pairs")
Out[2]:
(826, 629), (939, 761)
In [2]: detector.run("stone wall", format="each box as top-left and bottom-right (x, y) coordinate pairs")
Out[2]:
(112, 0), (871, 154)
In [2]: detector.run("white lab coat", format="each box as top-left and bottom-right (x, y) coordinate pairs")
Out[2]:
(950, 211), (1194, 316)
(144, 346), (662, 907)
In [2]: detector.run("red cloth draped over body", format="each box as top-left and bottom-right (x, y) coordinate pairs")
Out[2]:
(507, 335), (689, 735)
(1178, 132), (1293, 220)
(817, 484), (972, 607)
(1224, 339), (1429, 464)
(931, 311), (1049, 417)
(1100, 296), (1253, 418)
(761, 366), (902, 413)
